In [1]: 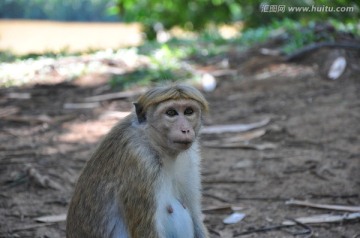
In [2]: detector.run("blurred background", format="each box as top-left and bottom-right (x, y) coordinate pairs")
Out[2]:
(0, 1), (359, 237)
(0, 0), (359, 86)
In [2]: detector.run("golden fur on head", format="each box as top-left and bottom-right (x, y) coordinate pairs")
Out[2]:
(135, 85), (209, 122)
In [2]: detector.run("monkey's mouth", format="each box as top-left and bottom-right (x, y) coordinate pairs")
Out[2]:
(173, 140), (192, 146)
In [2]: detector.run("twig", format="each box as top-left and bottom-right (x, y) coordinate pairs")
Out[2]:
(203, 179), (257, 184)
(6, 92), (31, 99)
(203, 142), (277, 150)
(282, 212), (360, 225)
(309, 193), (358, 200)
(286, 200), (360, 212)
(234, 224), (288, 236)
(2, 115), (53, 124)
(208, 228), (221, 237)
(201, 118), (270, 134)
(202, 204), (243, 213)
(202, 205), (233, 213)
(236, 196), (288, 202)
(0, 149), (36, 157)
(0, 106), (19, 117)
(284, 218), (313, 237)
(234, 218), (313, 237)
(1, 223), (54, 234)
(203, 192), (231, 203)
(84, 89), (146, 102)
(285, 42), (360, 62)
(63, 102), (100, 109)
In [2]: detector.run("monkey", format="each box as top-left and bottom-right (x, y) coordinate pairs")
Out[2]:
(66, 84), (209, 238)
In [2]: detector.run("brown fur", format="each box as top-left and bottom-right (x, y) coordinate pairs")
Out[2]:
(66, 85), (209, 238)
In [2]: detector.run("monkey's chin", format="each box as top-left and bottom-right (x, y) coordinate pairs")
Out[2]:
(172, 141), (193, 151)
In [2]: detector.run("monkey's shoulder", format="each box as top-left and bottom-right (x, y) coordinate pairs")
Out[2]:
(106, 115), (161, 163)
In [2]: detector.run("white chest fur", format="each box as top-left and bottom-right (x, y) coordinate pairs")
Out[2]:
(155, 150), (199, 238)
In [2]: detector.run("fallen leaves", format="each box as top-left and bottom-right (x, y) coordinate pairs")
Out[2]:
(223, 212), (246, 224)
(35, 214), (67, 223)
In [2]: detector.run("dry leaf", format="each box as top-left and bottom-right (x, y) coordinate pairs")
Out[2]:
(327, 56), (346, 80)
(223, 212), (246, 224)
(35, 214), (67, 223)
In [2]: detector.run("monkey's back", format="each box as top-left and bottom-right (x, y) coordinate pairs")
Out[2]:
(66, 115), (161, 238)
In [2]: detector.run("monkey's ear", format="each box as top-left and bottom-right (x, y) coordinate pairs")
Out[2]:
(134, 103), (146, 123)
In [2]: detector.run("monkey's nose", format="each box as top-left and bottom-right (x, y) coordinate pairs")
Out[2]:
(181, 129), (190, 134)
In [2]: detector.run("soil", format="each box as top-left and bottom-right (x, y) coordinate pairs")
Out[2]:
(0, 48), (359, 238)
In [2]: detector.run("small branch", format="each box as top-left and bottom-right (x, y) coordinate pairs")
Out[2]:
(84, 89), (146, 102)
(203, 179), (257, 184)
(285, 42), (360, 62)
(309, 193), (358, 200)
(203, 192), (231, 203)
(1, 223), (54, 234)
(284, 218), (313, 237)
(236, 196), (288, 202)
(286, 200), (360, 212)
(201, 118), (270, 134)
(282, 212), (360, 225)
(63, 102), (100, 109)
(234, 224), (288, 236)
(207, 228), (221, 237)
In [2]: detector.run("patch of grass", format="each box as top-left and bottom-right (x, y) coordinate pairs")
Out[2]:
(110, 68), (190, 90)
(0, 51), (18, 62)
(111, 42), (196, 89)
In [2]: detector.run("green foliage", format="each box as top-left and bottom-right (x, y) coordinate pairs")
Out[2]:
(117, 0), (359, 38)
(110, 44), (192, 89)
(0, 0), (119, 21)
(240, 0), (359, 29)
(237, 18), (359, 54)
(110, 68), (186, 89)
(111, 17), (360, 88)
(237, 27), (273, 47)
(118, 0), (240, 39)
(0, 51), (18, 63)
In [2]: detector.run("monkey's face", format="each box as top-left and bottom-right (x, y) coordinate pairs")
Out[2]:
(147, 99), (202, 153)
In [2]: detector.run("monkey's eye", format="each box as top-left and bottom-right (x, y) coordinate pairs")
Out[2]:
(166, 108), (178, 117)
(184, 107), (194, 116)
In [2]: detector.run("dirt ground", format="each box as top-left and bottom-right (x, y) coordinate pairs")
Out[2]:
(0, 47), (359, 238)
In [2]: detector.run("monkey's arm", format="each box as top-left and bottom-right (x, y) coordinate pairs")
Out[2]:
(115, 143), (162, 238)
(178, 158), (208, 238)
(194, 220), (209, 238)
